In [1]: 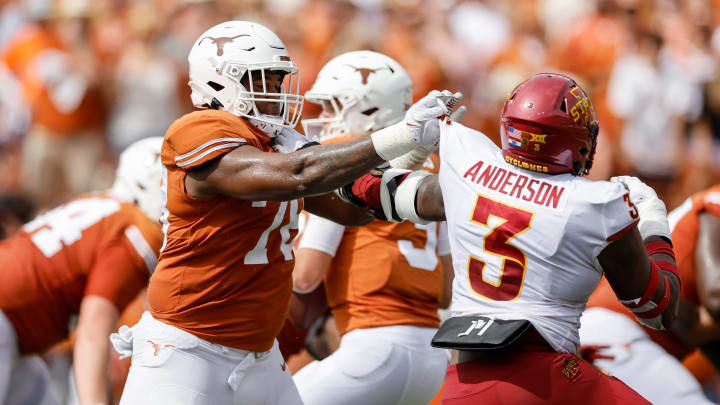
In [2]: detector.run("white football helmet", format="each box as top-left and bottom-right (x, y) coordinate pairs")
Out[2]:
(187, 21), (303, 132)
(302, 51), (412, 141)
(111, 137), (163, 221)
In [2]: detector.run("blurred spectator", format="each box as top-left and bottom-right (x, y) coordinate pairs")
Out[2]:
(107, 2), (181, 151)
(606, 28), (698, 196)
(0, 0), (30, 49)
(2, 0), (107, 208)
(380, 1), (447, 101)
(1, 0), (720, 403)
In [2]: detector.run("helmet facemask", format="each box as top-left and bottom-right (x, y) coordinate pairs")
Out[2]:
(232, 63), (303, 129)
(302, 92), (394, 141)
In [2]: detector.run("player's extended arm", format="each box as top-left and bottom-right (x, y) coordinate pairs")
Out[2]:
(74, 295), (120, 405)
(187, 138), (385, 201)
(303, 192), (374, 227)
(186, 91), (453, 201)
(601, 176), (681, 330)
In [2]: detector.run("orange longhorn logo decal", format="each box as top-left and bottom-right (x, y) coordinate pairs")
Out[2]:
(344, 65), (392, 85)
(199, 35), (251, 56)
(146, 340), (175, 356)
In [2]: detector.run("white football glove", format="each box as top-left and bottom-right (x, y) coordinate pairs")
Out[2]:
(388, 92), (464, 170)
(449, 105), (467, 122)
(109, 325), (134, 360)
(406, 90), (460, 147)
(273, 127), (316, 153)
(610, 176), (671, 241)
(371, 90), (461, 161)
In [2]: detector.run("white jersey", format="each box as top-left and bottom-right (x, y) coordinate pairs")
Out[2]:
(438, 121), (636, 353)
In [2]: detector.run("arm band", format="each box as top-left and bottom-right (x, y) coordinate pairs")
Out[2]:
(389, 147), (432, 170)
(621, 259), (660, 311)
(392, 171), (431, 224)
(645, 240), (676, 260)
(370, 122), (416, 161)
(633, 276), (670, 319)
(620, 258), (673, 329)
(646, 239), (681, 288)
(336, 168), (430, 224)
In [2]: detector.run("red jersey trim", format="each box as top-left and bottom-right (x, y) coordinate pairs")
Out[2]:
(606, 220), (638, 241)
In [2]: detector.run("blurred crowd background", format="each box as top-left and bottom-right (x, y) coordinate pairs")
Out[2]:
(2, 0), (720, 212)
(1, 0), (720, 402)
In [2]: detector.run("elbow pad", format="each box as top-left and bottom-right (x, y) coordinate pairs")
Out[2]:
(372, 168), (430, 224)
(387, 170), (432, 224)
(335, 167), (430, 224)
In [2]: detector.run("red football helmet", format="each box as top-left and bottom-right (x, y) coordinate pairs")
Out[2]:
(500, 73), (599, 176)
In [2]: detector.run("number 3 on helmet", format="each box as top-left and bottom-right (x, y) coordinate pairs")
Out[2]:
(187, 21), (304, 128)
(500, 73), (599, 176)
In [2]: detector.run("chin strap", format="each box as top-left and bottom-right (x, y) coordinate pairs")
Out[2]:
(248, 114), (285, 137)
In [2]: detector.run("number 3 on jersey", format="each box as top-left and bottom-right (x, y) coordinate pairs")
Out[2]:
(468, 194), (534, 301)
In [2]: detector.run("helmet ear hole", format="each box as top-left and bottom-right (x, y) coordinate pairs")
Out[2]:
(209, 98), (224, 109)
(560, 98), (567, 113)
(579, 147), (589, 156)
(207, 81), (225, 91)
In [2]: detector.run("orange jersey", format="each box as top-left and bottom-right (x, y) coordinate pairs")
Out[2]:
(0, 193), (161, 354)
(668, 185), (720, 306)
(148, 110), (302, 352)
(587, 185), (720, 359)
(309, 135), (444, 335)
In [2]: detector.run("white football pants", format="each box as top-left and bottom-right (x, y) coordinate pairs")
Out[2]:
(293, 325), (447, 405)
(579, 307), (715, 405)
(116, 312), (303, 405)
(0, 310), (58, 405)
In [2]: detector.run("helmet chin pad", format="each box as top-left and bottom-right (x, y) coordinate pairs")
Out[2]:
(248, 113), (286, 137)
